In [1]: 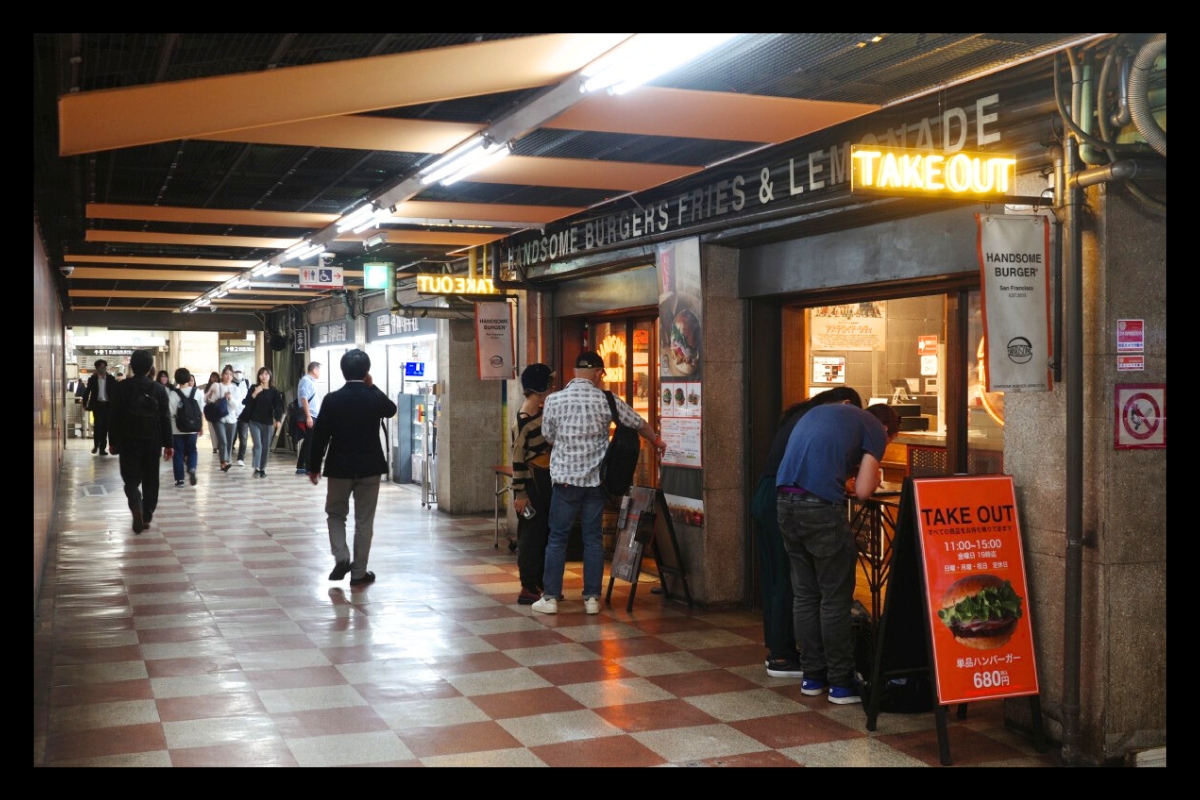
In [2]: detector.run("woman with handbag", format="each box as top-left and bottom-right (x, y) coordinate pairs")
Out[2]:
(205, 366), (245, 472)
(243, 366), (285, 478)
(202, 371), (222, 453)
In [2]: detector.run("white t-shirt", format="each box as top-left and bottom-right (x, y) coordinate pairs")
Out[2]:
(206, 380), (245, 424)
(167, 385), (203, 436)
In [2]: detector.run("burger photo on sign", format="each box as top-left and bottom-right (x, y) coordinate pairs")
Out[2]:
(669, 308), (701, 376)
(936, 574), (1024, 650)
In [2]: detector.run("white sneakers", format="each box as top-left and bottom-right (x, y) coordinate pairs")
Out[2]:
(531, 596), (558, 614)
(237, 459), (245, 467)
(530, 596), (601, 615)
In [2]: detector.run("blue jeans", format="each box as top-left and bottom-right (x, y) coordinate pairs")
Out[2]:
(777, 492), (856, 687)
(213, 421), (235, 464)
(249, 420), (275, 471)
(542, 483), (607, 599)
(752, 474), (796, 662)
(172, 433), (198, 481)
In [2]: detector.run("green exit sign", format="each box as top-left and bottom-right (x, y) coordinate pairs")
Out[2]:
(363, 262), (390, 290)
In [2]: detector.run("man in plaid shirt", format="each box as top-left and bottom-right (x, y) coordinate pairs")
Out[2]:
(532, 351), (666, 615)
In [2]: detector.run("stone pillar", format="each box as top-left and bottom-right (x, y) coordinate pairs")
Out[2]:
(696, 244), (747, 605)
(1004, 183), (1166, 763)
(435, 317), (505, 514)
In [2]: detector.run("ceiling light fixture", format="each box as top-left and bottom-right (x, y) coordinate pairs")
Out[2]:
(419, 136), (498, 186)
(364, 232), (388, 250)
(440, 142), (512, 186)
(581, 34), (738, 95)
(335, 203), (377, 233)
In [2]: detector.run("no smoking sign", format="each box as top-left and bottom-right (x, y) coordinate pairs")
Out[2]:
(1115, 384), (1166, 450)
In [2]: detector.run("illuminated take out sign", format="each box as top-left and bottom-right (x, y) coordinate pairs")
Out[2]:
(851, 145), (1016, 198)
(415, 274), (499, 295)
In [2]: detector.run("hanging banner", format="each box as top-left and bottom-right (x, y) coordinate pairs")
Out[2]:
(977, 214), (1052, 392)
(474, 301), (516, 380)
(912, 475), (1040, 705)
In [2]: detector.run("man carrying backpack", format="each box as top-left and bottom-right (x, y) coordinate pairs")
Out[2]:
(109, 349), (173, 534)
(167, 367), (204, 488)
(532, 351), (666, 616)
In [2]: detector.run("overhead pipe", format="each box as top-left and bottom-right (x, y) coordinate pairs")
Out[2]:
(1128, 35), (1166, 157)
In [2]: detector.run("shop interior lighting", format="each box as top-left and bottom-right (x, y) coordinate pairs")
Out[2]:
(580, 34), (738, 95)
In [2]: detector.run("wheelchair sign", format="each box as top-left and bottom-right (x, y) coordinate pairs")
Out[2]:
(300, 267), (344, 289)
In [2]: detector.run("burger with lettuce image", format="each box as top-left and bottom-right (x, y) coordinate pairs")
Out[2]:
(668, 308), (701, 375)
(936, 574), (1024, 650)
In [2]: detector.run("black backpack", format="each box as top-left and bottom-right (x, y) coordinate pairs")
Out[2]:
(172, 387), (202, 433)
(600, 391), (641, 497)
(126, 383), (163, 443)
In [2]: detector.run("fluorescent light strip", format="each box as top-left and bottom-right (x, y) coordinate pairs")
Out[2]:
(335, 203), (377, 233)
(582, 34), (738, 95)
(441, 144), (511, 186)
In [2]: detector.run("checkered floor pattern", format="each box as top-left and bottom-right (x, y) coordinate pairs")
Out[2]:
(33, 438), (1060, 767)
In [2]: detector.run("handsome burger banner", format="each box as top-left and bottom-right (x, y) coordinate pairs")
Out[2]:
(912, 475), (1040, 705)
(474, 301), (516, 381)
(976, 214), (1052, 393)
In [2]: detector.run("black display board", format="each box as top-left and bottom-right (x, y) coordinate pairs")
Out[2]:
(606, 487), (692, 612)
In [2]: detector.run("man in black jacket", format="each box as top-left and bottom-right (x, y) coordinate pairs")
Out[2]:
(307, 349), (397, 587)
(109, 349), (174, 534)
(80, 359), (119, 455)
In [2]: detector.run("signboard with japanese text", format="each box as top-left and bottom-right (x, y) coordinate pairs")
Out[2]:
(474, 301), (516, 380)
(294, 328), (307, 354)
(977, 214), (1052, 392)
(911, 475), (1040, 705)
(1116, 319), (1145, 352)
(810, 302), (886, 351)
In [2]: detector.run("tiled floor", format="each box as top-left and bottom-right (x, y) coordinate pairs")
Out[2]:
(34, 438), (1061, 767)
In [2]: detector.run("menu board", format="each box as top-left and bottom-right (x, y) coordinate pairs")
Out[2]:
(911, 475), (1040, 705)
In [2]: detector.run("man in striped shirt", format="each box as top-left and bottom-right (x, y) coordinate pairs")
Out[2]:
(512, 363), (555, 604)
(532, 351), (666, 615)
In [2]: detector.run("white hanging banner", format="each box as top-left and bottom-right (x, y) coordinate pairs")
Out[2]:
(977, 214), (1052, 393)
(475, 301), (516, 380)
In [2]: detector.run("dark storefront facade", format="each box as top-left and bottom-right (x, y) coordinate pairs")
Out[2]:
(501, 50), (1166, 764)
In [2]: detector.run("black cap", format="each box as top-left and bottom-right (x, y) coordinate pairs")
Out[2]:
(575, 351), (604, 369)
(521, 363), (555, 393)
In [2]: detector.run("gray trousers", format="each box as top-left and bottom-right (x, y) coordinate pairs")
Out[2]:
(325, 474), (382, 580)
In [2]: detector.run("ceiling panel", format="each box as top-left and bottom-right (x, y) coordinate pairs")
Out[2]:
(34, 33), (1109, 317)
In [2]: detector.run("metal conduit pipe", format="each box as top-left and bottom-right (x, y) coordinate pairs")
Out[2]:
(1058, 135), (1085, 768)
(1070, 158), (1167, 189)
(1128, 34), (1166, 157)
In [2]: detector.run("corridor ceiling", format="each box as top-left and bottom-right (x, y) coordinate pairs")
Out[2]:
(33, 33), (1107, 316)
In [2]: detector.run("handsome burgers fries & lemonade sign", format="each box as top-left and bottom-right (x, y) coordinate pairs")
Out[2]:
(912, 475), (1040, 705)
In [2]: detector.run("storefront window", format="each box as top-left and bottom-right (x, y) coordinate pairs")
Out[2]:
(792, 289), (1001, 478)
(586, 315), (660, 488)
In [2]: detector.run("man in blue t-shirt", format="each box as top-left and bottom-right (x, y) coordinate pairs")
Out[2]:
(775, 402), (898, 705)
(295, 361), (323, 475)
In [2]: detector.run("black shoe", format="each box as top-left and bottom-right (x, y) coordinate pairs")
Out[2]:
(175, 480), (185, 487)
(221, 462), (231, 472)
(131, 507), (144, 534)
(329, 560), (351, 580)
(91, 446), (98, 454)
(188, 469), (197, 486)
(349, 571), (376, 587)
(143, 511), (153, 525)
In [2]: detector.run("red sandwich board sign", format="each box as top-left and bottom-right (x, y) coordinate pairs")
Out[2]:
(911, 475), (1040, 705)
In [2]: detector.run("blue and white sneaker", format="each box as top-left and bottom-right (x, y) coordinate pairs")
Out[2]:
(801, 677), (828, 696)
(828, 683), (863, 705)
